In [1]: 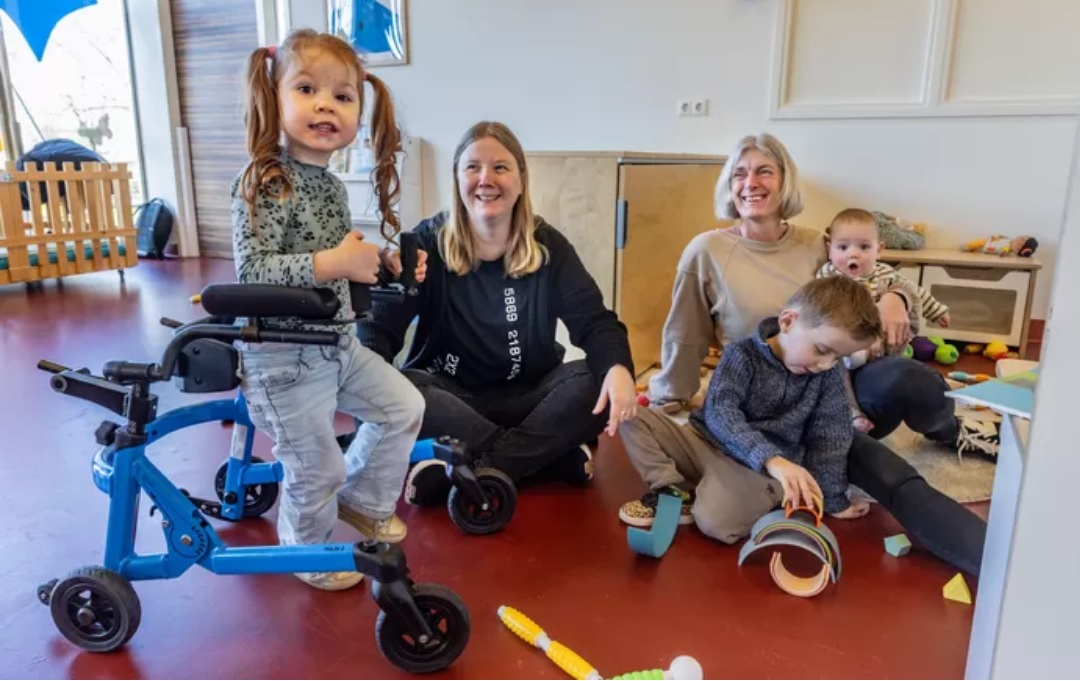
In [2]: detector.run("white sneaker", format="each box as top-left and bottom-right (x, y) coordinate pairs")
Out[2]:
(295, 571), (364, 591)
(956, 417), (1000, 461)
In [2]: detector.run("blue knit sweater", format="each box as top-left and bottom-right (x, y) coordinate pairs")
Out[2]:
(689, 318), (853, 513)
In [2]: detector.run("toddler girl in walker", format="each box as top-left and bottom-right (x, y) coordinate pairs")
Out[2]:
(231, 29), (426, 591)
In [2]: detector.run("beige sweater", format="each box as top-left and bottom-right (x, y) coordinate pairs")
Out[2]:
(648, 224), (827, 403)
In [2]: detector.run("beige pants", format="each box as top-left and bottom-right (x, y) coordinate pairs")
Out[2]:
(620, 408), (784, 544)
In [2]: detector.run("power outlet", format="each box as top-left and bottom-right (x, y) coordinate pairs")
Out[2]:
(677, 98), (709, 117)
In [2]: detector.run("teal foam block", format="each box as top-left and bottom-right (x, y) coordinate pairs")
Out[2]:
(627, 493), (682, 558)
(884, 533), (912, 557)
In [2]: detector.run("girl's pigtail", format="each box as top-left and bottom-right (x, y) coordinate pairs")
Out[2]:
(364, 72), (403, 243)
(239, 46), (291, 217)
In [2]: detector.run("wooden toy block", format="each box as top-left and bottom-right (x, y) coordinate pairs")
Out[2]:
(943, 573), (972, 604)
(884, 533), (911, 557)
(783, 493), (823, 527)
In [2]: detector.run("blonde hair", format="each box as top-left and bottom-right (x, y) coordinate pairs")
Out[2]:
(714, 133), (804, 221)
(441, 121), (547, 277)
(826, 207), (878, 239)
(238, 28), (402, 241)
(787, 276), (883, 343)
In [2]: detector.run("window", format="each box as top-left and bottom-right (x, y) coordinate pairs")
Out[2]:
(0, 0), (144, 204)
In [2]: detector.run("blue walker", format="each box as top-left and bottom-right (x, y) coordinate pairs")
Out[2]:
(32, 264), (512, 674)
(206, 237), (517, 536)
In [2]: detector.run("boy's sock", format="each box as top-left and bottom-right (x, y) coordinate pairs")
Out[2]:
(618, 485), (695, 528)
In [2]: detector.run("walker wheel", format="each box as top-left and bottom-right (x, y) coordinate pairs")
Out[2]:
(375, 583), (470, 674)
(214, 457), (279, 518)
(447, 468), (517, 535)
(49, 566), (141, 652)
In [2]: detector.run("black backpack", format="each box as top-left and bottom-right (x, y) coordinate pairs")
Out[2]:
(134, 198), (175, 260)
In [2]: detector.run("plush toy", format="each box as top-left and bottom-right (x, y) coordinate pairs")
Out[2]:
(963, 343), (985, 355)
(935, 344), (959, 365)
(874, 211), (926, 250)
(926, 336), (958, 365)
(962, 235), (1039, 257)
(983, 341), (1009, 360)
(911, 336), (938, 362)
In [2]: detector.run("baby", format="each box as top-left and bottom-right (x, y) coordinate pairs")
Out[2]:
(817, 208), (950, 432)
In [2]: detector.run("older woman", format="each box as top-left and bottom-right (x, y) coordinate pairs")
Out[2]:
(359, 121), (637, 504)
(645, 133), (986, 577)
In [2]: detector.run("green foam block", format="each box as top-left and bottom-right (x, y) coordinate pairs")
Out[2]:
(884, 533), (912, 557)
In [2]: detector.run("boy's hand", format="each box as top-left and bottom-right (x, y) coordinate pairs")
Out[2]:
(765, 457), (822, 511)
(868, 338), (886, 361)
(853, 414), (874, 433)
(937, 312), (951, 328)
(829, 498), (870, 520)
(381, 247), (429, 283)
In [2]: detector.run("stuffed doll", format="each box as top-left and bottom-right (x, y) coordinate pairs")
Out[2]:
(962, 235), (1039, 257)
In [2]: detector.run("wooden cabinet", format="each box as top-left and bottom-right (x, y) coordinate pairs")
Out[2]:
(526, 151), (727, 377)
(880, 248), (1042, 351)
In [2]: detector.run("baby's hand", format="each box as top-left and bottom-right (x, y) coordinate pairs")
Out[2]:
(853, 414), (874, 434)
(829, 498), (870, 520)
(937, 313), (951, 328)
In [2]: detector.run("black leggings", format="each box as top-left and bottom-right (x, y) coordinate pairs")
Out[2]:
(851, 355), (984, 576)
(404, 360), (606, 482)
(848, 432), (986, 576)
(854, 355), (958, 441)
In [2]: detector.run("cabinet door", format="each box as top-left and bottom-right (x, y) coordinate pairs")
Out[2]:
(526, 155), (618, 305)
(617, 162), (726, 377)
(921, 265), (1029, 345)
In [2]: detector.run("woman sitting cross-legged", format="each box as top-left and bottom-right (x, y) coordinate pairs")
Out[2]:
(358, 121), (637, 504)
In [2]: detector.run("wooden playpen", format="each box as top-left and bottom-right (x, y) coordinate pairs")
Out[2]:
(0, 161), (138, 285)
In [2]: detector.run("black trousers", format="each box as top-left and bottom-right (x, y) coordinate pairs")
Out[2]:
(404, 360), (606, 482)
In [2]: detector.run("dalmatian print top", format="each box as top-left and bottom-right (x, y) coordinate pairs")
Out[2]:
(230, 153), (355, 334)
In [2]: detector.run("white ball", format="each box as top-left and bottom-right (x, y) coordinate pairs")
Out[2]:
(668, 655), (703, 680)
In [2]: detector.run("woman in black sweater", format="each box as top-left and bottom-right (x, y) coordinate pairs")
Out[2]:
(358, 121), (637, 503)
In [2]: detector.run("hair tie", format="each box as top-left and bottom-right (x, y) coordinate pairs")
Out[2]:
(266, 45), (277, 58)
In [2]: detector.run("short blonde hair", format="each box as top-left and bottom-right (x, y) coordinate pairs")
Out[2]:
(714, 133), (804, 221)
(826, 207), (877, 239)
(441, 121), (547, 278)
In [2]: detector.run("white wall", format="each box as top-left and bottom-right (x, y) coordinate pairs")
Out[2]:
(285, 0), (1076, 318)
(990, 105), (1080, 678)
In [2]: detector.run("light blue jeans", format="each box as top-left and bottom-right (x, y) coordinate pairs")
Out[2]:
(239, 336), (424, 546)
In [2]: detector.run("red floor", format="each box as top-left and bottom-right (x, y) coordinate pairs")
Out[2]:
(0, 259), (981, 679)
